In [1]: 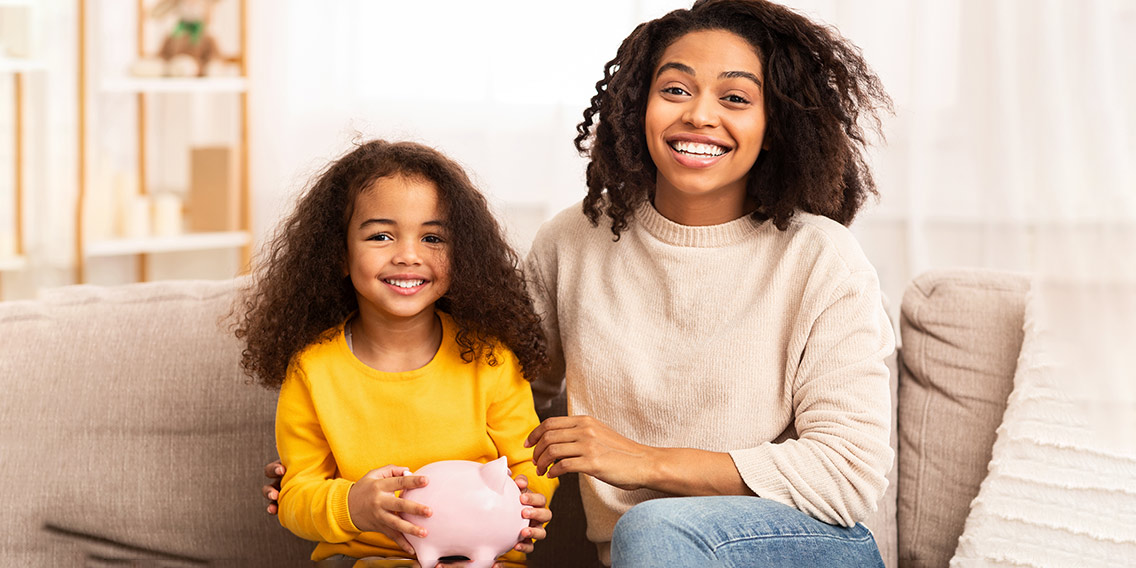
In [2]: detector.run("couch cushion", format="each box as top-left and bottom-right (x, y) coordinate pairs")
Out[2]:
(0, 279), (312, 566)
(897, 269), (1028, 567)
(952, 279), (1136, 565)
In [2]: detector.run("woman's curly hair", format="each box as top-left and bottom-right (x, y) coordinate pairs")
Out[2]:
(576, 0), (892, 236)
(234, 139), (549, 389)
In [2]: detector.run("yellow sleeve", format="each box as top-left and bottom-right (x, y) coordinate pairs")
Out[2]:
(275, 367), (361, 543)
(486, 350), (559, 502)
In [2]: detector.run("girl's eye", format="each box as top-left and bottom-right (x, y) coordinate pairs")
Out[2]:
(661, 86), (689, 97)
(422, 235), (444, 244)
(723, 94), (750, 105)
(366, 233), (392, 242)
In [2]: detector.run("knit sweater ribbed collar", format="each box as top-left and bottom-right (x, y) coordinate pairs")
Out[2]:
(635, 200), (765, 248)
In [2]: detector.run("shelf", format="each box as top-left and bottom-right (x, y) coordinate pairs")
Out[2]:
(0, 58), (46, 73)
(0, 255), (26, 271)
(85, 231), (250, 257)
(99, 76), (248, 94)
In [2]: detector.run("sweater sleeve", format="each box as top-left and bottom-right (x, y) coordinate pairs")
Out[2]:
(275, 368), (361, 543)
(523, 230), (567, 412)
(486, 349), (559, 502)
(730, 269), (895, 526)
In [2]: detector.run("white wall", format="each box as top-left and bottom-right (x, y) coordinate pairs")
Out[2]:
(3, 0), (1133, 306)
(247, 0), (693, 257)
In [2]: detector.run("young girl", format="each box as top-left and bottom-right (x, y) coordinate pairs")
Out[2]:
(236, 140), (556, 567)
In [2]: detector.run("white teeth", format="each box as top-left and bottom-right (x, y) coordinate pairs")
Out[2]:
(385, 279), (425, 288)
(671, 141), (728, 156)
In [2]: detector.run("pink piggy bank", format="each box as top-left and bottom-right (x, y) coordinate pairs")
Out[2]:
(400, 456), (527, 568)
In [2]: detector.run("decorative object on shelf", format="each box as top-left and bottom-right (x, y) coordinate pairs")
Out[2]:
(187, 146), (239, 232)
(132, 0), (222, 77)
(124, 195), (152, 240)
(151, 193), (184, 237)
(0, 232), (15, 259)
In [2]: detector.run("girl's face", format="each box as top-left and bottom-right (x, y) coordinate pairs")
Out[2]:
(345, 174), (451, 325)
(644, 29), (768, 223)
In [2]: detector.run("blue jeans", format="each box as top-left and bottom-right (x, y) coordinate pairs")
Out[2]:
(610, 496), (884, 568)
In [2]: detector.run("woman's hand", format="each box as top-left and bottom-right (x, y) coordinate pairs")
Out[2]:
(347, 465), (431, 556)
(511, 474), (552, 554)
(525, 416), (656, 491)
(528, 417), (753, 497)
(262, 460), (284, 515)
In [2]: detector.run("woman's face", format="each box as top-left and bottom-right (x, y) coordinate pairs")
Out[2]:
(644, 29), (767, 223)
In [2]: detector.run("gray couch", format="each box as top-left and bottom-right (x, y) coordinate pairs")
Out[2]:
(0, 269), (1028, 567)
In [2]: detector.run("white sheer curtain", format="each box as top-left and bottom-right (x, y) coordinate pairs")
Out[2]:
(248, 0), (1135, 310)
(824, 0), (1136, 307)
(4, 0), (1132, 304)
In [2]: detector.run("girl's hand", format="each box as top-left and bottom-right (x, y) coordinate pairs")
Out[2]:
(347, 465), (431, 555)
(525, 416), (655, 491)
(510, 474), (552, 556)
(262, 460), (284, 515)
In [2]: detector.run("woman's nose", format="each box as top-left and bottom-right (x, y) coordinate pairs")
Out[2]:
(682, 94), (719, 128)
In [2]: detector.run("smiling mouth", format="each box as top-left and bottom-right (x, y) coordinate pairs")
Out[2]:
(384, 278), (426, 289)
(669, 140), (730, 157)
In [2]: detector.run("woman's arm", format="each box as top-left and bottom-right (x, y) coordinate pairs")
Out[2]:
(526, 415), (752, 496)
(262, 460), (283, 514)
(523, 235), (566, 412)
(526, 269), (894, 524)
(726, 270), (894, 526)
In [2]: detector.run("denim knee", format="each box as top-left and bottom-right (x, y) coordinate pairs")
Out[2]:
(612, 498), (682, 544)
(610, 496), (884, 568)
(611, 498), (714, 565)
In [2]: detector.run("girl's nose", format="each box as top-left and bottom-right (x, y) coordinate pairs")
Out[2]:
(682, 94), (719, 128)
(391, 241), (423, 265)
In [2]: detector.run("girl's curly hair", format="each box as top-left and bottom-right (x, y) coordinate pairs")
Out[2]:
(234, 139), (549, 389)
(576, 0), (892, 237)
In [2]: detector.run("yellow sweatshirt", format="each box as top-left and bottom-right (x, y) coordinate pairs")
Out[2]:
(275, 312), (556, 563)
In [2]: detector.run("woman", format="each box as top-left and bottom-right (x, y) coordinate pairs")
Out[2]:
(521, 0), (894, 565)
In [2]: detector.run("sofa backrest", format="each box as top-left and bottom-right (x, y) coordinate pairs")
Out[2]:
(897, 269), (1029, 567)
(0, 279), (312, 566)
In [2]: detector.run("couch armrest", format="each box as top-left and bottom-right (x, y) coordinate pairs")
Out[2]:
(896, 268), (1028, 567)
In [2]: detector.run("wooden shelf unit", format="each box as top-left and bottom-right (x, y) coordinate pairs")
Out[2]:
(0, 0), (40, 297)
(76, 0), (251, 283)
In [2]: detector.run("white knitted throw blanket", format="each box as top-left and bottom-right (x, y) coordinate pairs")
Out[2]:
(951, 279), (1136, 567)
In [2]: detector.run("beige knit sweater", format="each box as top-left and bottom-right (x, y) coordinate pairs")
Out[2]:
(524, 201), (895, 564)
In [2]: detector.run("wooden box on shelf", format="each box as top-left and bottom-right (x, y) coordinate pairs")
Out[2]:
(186, 145), (240, 233)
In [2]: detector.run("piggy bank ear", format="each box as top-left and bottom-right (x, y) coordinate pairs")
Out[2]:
(480, 456), (511, 495)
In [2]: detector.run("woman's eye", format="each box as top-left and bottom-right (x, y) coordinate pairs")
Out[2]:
(423, 235), (444, 244)
(723, 94), (750, 105)
(661, 86), (689, 96)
